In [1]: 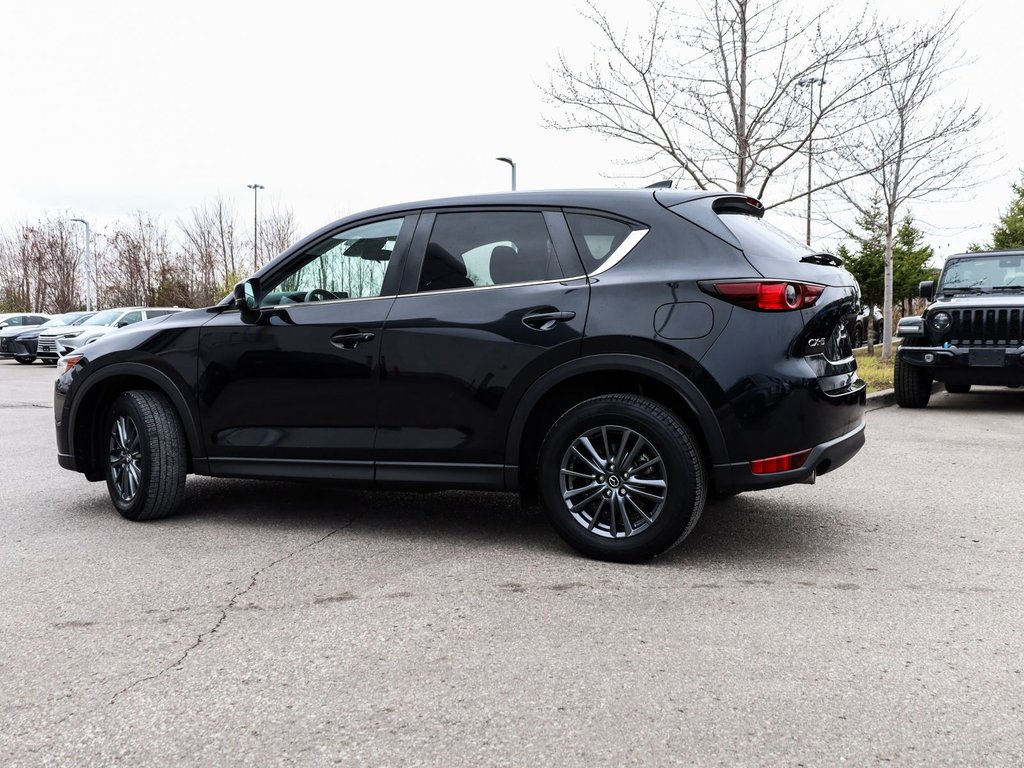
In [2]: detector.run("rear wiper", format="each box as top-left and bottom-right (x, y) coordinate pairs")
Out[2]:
(800, 252), (843, 267)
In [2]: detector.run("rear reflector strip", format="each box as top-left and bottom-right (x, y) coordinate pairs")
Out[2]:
(750, 449), (812, 475)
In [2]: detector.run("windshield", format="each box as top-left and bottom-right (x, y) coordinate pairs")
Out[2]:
(87, 309), (124, 326)
(940, 255), (1024, 292)
(41, 313), (90, 328)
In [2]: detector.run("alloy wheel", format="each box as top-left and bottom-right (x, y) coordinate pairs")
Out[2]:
(109, 414), (142, 502)
(559, 425), (667, 539)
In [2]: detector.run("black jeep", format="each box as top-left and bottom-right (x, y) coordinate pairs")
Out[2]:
(895, 250), (1024, 407)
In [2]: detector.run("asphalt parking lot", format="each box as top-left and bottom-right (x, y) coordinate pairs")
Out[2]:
(1, 360), (1022, 767)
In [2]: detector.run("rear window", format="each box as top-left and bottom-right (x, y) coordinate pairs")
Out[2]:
(717, 212), (815, 261)
(565, 213), (636, 273)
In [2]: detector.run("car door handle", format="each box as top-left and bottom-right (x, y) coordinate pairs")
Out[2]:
(522, 309), (577, 330)
(330, 331), (375, 349)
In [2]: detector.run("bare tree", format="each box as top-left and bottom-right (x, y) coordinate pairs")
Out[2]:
(543, 0), (886, 206)
(828, 10), (986, 360)
(258, 205), (299, 269)
(100, 213), (170, 307)
(178, 197), (242, 306)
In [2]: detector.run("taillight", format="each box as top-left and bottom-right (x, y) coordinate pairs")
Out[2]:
(702, 281), (824, 311)
(750, 449), (811, 475)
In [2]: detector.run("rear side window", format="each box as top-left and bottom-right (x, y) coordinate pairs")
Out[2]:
(565, 213), (635, 273)
(716, 212), (815, 261)
(419, 212), (561, 292)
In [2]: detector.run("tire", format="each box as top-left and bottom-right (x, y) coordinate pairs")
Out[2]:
(944, 383), (971, 394)
(537, 394), (707, 563)
(103, 390), (187, 521)
(15, 356), (35, 364)
(894, 355), (932, 408)
(853, 325), (864, 348)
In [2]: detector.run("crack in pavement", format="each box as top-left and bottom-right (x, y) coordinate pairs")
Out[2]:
(109, 515), (359, 705)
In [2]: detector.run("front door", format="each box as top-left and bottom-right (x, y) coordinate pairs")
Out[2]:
(197, 214), (416, 481)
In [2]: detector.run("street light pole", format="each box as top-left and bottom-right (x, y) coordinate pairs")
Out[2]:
(247, 183), (265, 270)
(70, 218), (93, 311)
(496, 157), (516, 191)
(797, 77), (825, 246)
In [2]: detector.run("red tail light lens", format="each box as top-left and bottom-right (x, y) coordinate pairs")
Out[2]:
(706, 281), (824, 311)
(750, 449), (812, 475)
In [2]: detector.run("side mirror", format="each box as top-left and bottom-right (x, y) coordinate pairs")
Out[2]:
(919, 280), (934, 300)
(233, 277), (261, 323)
(116, 321), (129, 328)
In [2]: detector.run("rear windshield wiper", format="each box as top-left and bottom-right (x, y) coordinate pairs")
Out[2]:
(800, 252), (843, 267)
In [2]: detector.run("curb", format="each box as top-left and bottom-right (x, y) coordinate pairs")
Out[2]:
(865, 382), (944, 412)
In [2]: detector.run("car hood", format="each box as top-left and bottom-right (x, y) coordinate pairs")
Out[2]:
(40, 323), (113, 337)
(0, 324), (45, 338)
(930, 293), (1024, 309)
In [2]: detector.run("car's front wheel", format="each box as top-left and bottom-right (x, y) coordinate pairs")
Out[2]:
(15, 356), (35, 364)
(537, 394), (706, 562)
(894, 355), (932, 408)
(104, 390), (187, 521)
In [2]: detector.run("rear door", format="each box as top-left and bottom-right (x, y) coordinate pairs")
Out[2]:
(374, 208), (588, 485)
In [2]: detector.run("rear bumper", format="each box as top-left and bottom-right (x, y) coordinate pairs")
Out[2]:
(711, 420), (866, 493)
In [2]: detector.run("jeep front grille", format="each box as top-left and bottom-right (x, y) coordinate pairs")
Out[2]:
(946, 308), (1024, 346)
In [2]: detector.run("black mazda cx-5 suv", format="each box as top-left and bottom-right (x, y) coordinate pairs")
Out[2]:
(55, 189), (866, 561)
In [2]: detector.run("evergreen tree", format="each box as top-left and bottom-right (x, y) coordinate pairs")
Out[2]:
(990, 174), (1024, 250)
(841, 204), (932, 307)
(842, 202), (886, 307)
(892, 214), (934, 304)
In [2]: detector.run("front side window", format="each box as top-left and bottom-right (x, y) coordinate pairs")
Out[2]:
(418, 211), (561, 292)
(119, 311), (144, 326)
(262, 218), (405, 307)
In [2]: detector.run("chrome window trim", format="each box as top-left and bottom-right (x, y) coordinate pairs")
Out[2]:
(588, 228), (650, 277)
(397, 275), (588, 299)
(258, 293), (396, 311)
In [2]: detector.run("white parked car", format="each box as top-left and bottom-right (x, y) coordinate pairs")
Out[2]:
(38, 307), (183, 362)
(0, 311), (51, 330)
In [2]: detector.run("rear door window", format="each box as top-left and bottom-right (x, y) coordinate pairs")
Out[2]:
(418, 211), (562, 292)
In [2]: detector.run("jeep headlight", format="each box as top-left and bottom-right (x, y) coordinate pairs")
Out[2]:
(930, 311), (952, 332)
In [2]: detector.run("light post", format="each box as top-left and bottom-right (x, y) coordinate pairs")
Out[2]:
(70, 218), (93, 311)
(247, 183), (264, 269)
(797, 76), (825, 246)
(496, 157), (516, 191)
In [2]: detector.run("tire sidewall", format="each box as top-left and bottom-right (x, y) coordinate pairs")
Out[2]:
(103, 393), (155, 519)
(538, 398), (703, 561)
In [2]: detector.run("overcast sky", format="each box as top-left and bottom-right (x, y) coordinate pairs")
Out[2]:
(1, 0), (1019, 261)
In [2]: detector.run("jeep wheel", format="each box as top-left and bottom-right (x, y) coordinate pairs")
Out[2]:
(894, 356), (932, 408)
(537, 394), (706, 563)
(853, 325), (864, 348)
(944, 383), (971, 394)
(104, 390), (187, 521)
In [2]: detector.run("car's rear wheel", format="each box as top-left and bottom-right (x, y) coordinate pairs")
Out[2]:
(537, 394), (706, 563)
(894, 356), (932, 408)
(104, 390), (186, 521)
